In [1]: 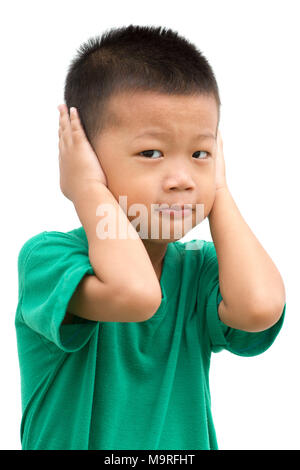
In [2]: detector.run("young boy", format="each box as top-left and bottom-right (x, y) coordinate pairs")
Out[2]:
(15, 25), (286, 450)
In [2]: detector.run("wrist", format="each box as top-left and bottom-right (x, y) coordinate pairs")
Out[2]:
(215, 182), (229, 194)
(208, 185), (231, 222)
(71, 181), (109, 207)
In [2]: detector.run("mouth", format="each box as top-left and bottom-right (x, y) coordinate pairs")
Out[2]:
(155, 203), (194, 210)
(155, 204), (194, 218)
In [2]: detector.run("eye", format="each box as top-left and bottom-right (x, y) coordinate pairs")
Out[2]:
(192, 151), (210, 160)
(139, 150), (162, 159)
(138, 149), (210, 159)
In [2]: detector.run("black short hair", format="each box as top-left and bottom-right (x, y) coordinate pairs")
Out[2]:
(64, 24), (221, 149)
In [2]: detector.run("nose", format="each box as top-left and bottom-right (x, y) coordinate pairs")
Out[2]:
(163, 167), (196, 192)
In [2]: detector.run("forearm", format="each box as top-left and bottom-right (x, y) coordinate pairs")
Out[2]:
(208, 186), (286, 327)
(72, 182), (161, 299)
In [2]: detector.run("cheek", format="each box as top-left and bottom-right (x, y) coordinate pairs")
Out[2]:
(202, 192), (215, 219)
(105, 167), (133, 198)
(195, 178), (216, 218)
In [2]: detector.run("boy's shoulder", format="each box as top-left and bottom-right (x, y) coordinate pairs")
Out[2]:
(18, 231), (47, 268)
(44, 226), (88, 242)
(20, 226), (87, 247)
(18, 227), (88, 266)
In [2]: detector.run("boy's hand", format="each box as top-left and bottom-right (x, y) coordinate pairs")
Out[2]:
(215, 129), (227, 192)
(58, 104), (108, 202)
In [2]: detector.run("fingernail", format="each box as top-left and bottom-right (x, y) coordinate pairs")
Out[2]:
(70, 107), (76, 115)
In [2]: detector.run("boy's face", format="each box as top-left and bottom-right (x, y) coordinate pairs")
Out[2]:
(94, 91), (218, 243)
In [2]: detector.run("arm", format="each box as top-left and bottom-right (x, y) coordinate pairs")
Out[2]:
(208, 133), (286, 332)
(63, 274), (160, 324)
(58, 104), (162, 322)
(72, 182), (162, 311)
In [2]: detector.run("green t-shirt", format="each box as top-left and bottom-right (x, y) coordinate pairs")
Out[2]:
(15, 226), (286, 450)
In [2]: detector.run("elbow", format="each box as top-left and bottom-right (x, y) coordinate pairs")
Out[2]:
(249, 281), (286, 332)
(122, 283), (163, 322)
(138, 284), (163, 321)
(246, 298), (286, 332)
(219, 296), (285, 333)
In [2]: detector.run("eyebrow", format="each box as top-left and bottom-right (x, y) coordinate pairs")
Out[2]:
(133, 130), (216, 141)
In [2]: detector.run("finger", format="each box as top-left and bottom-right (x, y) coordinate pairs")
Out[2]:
(58, 106), (63, 139)
(58, 123), (65, 152)
(58, 104), (71, 133)
(70, 107), (85, 143)
(58, 123), (64, 146)
(58, 104), (72, 146)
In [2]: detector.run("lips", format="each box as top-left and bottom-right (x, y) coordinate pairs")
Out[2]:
(155, 203), (194, 211)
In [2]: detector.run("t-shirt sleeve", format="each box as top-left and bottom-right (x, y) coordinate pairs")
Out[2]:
(200, 241), (286, 356)
(18, 230), (98, 353)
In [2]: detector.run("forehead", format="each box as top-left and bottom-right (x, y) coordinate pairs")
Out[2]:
(105, 91), (218, 136)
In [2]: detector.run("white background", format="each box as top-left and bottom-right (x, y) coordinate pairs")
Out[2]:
(1, 0), (299, 450)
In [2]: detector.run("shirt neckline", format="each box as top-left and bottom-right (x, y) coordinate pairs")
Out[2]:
(150, 241), (182, 319)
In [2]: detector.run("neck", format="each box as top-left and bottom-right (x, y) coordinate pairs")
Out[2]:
(141, 239), (168, 281)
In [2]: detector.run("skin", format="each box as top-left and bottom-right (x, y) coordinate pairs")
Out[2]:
(93, 91), (219, 280)
(59, 97), (285, 330)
